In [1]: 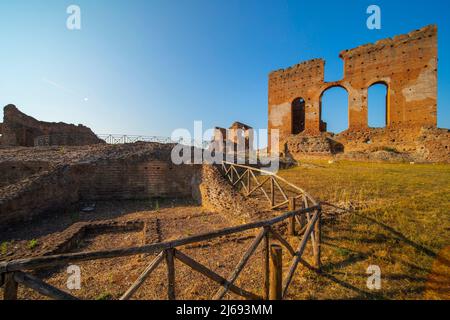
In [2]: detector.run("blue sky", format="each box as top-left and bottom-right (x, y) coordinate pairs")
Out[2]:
(0, 0), (448, 145)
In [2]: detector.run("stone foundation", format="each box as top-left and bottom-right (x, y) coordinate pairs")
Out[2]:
(283, 127), (449, 163)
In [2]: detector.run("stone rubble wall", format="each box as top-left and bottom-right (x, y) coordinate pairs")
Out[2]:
(0, 143), (202, 225)
(196, 164), (269, 224)
(1, 104), (104, 147)
(283, 127), (449, 163)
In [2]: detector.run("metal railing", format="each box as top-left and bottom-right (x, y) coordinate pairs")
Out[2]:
(97, 134), (210, 148)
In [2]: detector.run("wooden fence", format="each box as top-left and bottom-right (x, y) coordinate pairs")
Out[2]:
(0, 164), (321, 301)
(221, 161), (318, 211)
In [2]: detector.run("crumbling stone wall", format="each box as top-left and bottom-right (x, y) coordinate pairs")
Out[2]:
(0, 161), (51, 188)
(196, 165), (265, 224)
(0, 143), (201, 225)
(77, 159), (200, 200)
(211, 121), (254, 154)
(268, 25), (438, 146)
(1, 104), (104, 147)
(0, 166), (80, 224)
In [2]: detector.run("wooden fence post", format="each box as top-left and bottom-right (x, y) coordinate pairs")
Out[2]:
(247, 170), (251, 194)
(3, 273), (18, 300)
(165, 249), (176, 300)
(314, 209), (322, 271)
(288, 198), (297, 236)
(263, 227), (270, 300)
(270, 178), (275, 207)
(269, 244), (282, 300)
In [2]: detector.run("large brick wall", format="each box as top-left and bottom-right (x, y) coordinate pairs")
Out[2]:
(1, 104), (104, 147)
(0, 166), (80, 224)
(268, 25), (438, 146)
(0, 161), (51, 188)
(0, 143), (202, 225)
(76, 160), (200, 200)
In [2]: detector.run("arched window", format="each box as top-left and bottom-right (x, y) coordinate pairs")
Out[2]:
(320, 86), (349, 133)
(368, 82), (388, 128)
(292, 97), (305, 134)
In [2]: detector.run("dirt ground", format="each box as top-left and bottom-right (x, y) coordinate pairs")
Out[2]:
(1, 198), (290, 300)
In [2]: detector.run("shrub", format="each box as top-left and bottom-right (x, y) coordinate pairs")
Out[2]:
(28, 239), (38, 250)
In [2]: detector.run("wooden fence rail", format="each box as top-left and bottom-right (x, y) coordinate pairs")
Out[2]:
(1, 163), (321, 301)
(221, 161), (318, 210)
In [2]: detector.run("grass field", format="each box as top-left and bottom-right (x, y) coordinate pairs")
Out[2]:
(278, 160), (450, 300)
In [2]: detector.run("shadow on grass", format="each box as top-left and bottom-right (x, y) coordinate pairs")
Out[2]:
(354, 213), (450, 267)
(322, 202), (448, 267)
(297, 258), (385, 299)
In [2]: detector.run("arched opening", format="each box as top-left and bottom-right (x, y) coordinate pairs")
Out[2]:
(368, 82), (388, 128)
(291, 97), (305, 134)
(320, 86), (349, 133)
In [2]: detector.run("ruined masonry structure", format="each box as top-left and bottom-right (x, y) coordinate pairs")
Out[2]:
(0, 104), (104, 147)
(211, 121), (254, 153)
(268, 25), (444, 159)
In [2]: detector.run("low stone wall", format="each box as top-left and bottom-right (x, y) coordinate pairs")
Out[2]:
(284, 127), (449, 163)
(76, 159), (200, 200)
(0, 161), (51, 188)
(0, 143), (202, 225)
(0, 166), (79, 224)
(34, 133), (103, 147)
(0, 162), (201, 225)
(336, 127), (450, 163)
(283, 134), (344, 155)
(196, 165), (265, 224)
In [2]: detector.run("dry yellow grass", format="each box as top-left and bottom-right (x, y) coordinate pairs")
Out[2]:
(278, 160), (450, 300)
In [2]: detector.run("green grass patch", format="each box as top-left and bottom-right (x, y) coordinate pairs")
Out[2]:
(278, 160), (450, 299)
(28, 239), (39, 250)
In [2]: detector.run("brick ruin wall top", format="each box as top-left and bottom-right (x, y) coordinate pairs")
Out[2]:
(0, 104), (104, 147)
(268, 25), (438, 143)
(0, 143), (202, 225)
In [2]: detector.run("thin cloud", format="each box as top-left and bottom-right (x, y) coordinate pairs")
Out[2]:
(42, 77), (75, 94)
(42, 78), (88, 102)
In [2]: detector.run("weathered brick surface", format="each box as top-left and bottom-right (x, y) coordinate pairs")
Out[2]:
(76, 159), (199, 200)
(0, 143), (202, 224)
(212, 121), (254, 153)
(284, 135), (344, 155)
(1, 105), (104, 147)
(197, 165), (269, 224)
(0, 161), (51, 187)
(269, 25), (437, 138)
(0, 166), (80, 224)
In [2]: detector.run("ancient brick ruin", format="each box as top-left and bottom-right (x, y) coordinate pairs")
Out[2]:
(0, 143), (203, 225)
(0, 24), (448, 228)
(268, 25), (449, 162)
(0, 104), (104, 147)
(211, 121), (254, 153)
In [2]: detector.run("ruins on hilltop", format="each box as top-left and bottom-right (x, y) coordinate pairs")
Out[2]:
(0, 104), (104, 147)
(268, 25), (449, 162)
(211, 121), (254, 154)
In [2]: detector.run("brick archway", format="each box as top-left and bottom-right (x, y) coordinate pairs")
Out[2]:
(291, 97), (306, 134)
(319, 84), (349, 133)
(368, 81), (390, 128)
